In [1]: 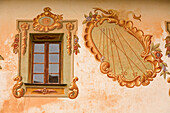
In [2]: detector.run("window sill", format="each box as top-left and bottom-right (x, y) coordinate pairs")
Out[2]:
(24, 83), (67, 86)
(24, 83), (67, 97)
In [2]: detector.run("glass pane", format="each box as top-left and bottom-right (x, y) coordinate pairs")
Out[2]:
(49, 44), (59, 53)
(34, 44), (44, 53)
(49, 54), (59, 63)
(49, 74), (59, 83)
(49, 64), (59, 73)
(33, 74), (44, 83)
(33, 64), (44, 73)
(34, 54), (44, 63)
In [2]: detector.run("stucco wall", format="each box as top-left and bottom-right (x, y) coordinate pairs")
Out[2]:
(0, 0), (170, 113)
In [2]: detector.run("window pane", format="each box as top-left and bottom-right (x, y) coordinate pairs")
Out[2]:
(49, 74), (59, 83)
(49, 54), (59, 63)
(34, 54), (44, 63)
(49, 44), (59, 53)
(49, 64), (59, 73)
(34, 44), (44, 53)
(33, 64), (44, 73)
(33, 74), (44, 83)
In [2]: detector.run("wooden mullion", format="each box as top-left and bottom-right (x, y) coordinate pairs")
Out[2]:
(33, 73), (45, 74)
(33, 52), (45, 54)
(48, 63), (60, 64)
(47, 42), (49, 83)
(48, 52), (60, 54)
(44, 42), (48, 84)
(48, 73), (60, 74)
(33, 63), (44, 64)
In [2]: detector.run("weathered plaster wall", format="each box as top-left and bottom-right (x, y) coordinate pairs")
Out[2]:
(0, 0), (170, 113)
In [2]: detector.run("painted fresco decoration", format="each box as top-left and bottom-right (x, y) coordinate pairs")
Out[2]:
(21, 23), (30, 55)
(12, 7), (79, 99)
(165, 22), (170, 58)
(68, 77), (79, 99)
(66, 22), (73, 55)
(0, 55), (4, 69)
(165, 21), (170, 96)
(150, 42), (170, 79)
(33, 7), (63, 32)
(168, 77), (170, 96)
(165, 36), (170, 57)
(165, 21), (170, 58)
(12, 76), (24, 98)
(74, 35), (81, 55)
(83, 8), (170, 89)
(11, 34), (19, 54)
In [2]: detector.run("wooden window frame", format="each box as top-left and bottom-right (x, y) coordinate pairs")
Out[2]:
(30, 34), (63, 85)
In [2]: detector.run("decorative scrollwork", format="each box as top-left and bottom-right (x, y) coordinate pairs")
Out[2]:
(0, 55), (4, 69)
(32, 88), (57, 95)
(94, 8), (119, 19)
(66, 22), (74, 55)
(12, 76), (24, 98)
(68, 77), (79, 99)
(33, 7), (63, 32)
(167, 78), (170, 96)
(21, 23), (29, 55)
(100, 61), (112, 74)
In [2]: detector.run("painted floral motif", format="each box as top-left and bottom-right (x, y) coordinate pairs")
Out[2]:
(0, 55), (4, 69)
(73, 35), (81, 55)
(150, 42), (170, 79)
(82, 11), (98, 24)
(165, 36), (170, 57)
(11, 34), (19, 54)
(82, 9), (141, 24)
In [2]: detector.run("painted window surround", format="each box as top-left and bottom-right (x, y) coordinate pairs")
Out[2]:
(12, 7), (79, 99)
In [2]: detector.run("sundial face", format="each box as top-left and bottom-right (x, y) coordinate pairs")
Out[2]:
(92, 21), (152, 81)
(83, 8), (162, 88)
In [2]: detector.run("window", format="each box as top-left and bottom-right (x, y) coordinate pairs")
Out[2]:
(30, 34), (63, 85)
(32, 42), (61, 84)
(13, 9), (78, 97)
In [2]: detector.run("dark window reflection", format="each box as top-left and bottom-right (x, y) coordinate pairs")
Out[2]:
(49, 74), (59, 83)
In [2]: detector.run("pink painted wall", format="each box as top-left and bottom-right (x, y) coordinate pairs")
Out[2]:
(0, 0), (170, 113)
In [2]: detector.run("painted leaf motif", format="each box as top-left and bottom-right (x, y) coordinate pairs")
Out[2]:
(153, 43), (160, 50)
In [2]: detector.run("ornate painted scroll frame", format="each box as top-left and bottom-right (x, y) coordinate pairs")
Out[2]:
(68, 77), (79, 99)
(165, 21), (170, 96)
(66, 22), (73, 55)
(165, 22), (170, 57)
(83, 8), (162, 88)
(12, 7), (79, 99)
(21, 23), (30, 55)
(12, 76), (24, 98)
(33, 7), (63, 32)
